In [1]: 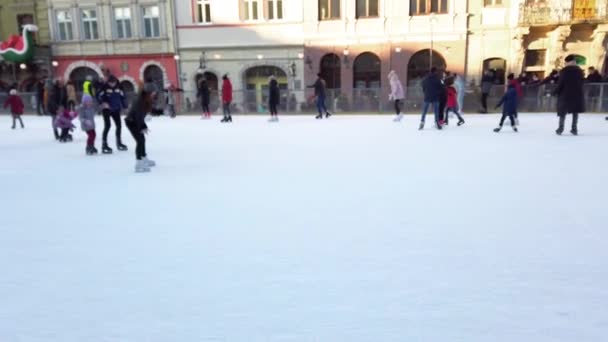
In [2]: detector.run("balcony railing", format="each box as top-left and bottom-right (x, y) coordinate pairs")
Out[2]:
(519, 1), (608, 26)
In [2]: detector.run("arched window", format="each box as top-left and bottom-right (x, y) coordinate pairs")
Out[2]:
(195, 71), (218, 91)
(69, 66), (99, 92)
(320, 53), (341, 89)
(483, 58), (507, 85)
(353, 52), (381, 89)
(407, 49), (446, 86)
(143, 65), (164, 90)
(244, 65), (288, 113)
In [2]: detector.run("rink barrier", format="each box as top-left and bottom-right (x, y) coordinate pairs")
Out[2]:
(2, 83), (607, 115)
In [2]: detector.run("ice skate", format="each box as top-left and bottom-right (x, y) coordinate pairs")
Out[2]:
(457, 119), (465, 126)
(117, 142), (128, 151)
(143, 157), (156, 167)
(418, 122), (424, 130)
(325, 112), (332, 118)
(221, 116), (229, 123)
(227, 116), (233, 122)
(556, 128), (563, 135)
(102, 143), (113, 154)
(11, 125), (15, 130)
(86, 146), (97, 155)
(493, 127), (502, 133)
(570, 129), (578, 136)
(135, 160), (151, 173)
(66, 134), (73, 142)
(513, 126), (518, 133)
(435, 122), (443, 130)
(393, 114), (404, 122)
(315, 114), (323, 119)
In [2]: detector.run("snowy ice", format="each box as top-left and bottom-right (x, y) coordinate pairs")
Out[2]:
(0, 114), (607, 342)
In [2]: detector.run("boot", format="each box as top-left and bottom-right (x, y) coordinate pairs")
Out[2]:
(220, 116), (228, 123)
(435, 121), (443, 130)
(556, 115), (565, 136)
(315, 114), (323, 119)
(86, 145), (96, 155)
(135, 160), (151, 173)
(102, 142), (113, 154)
(571, 114), (579, 136)
(325, 112), (332, 118)
(67, 134), (73, 142)
(418, 122), (424, 130)
(457, 118), (465, 126)
(143, 157), (156, 167)
(513, 126), (518, 133)
(91, 146), (98, 154)
(493, 126), (502, 133)
(117, 140), (128, 151)
(393, 114), (404, 122)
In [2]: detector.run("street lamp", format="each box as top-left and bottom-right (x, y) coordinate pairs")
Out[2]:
(19, 63), (27, 70)
(257, 54), (264, 60)
(343, 47), (350, 68)
(173, 55), (180, 61)
(51, 60), (59, 67)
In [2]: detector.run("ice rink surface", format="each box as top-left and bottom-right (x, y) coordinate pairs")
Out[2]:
(1, 114), (607, 341)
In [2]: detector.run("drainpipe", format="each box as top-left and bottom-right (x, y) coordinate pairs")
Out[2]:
(169, 0), (183, 90)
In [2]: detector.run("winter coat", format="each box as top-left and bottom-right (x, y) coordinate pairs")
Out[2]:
(496, 87), (518, 114)
(3, 95), (24, 115)
(446, 86), (458, 108)
(66, 84), (77, 103)
(83, 80), (93, 96)
(310, 78), (326, 98)
(54, 110), (77, 129)
(197, 81), (210, 105)
(125, 97), (149, 132)
(46, 84), (64, 115)
(222, 79), (233, 103)
(480, 74), (494, 94)
(587, 72), (603, 83)
(554, 65), (585, 114)
(269, 79), (280, 105)
(97, 84), (127, 112)
(79, 106), (96, 131)
(389, 77), (405, 100)
(421, 73), (443, 102)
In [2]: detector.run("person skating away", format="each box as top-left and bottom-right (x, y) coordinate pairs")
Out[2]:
(125, 83), (157, 173)
(4, 89), (25, 129)
(479, 70), (494, 113)
(79, 95), (98, 155)
(268, 76), (280, 122)
(97, 76), (128, 153)
(197, 78), (211, 119)
(493, 84), (519, 133)
(507, 73), (523, 126)
(445, 84), (465, 126)
(388, 70), (405, 122)
(221, 74), (233, 123)
(553, 55), (585, 136)
(308, 73), (331, 119)
(55, 105), (78, 142)
(419, 67), (443, 130)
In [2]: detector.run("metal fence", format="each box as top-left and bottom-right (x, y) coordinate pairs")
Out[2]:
(2, 83), (608, 115)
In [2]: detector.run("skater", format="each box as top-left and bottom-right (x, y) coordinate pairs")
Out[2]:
(445, 80), (465, 126)
(221, 74), (233, 123)
(479, 70), (494, 113)
(165, 84), (183, 118)
(437, 71), (448, 125)
(3, 89), (25, 129)
(507, 73), (523, 125)
(308, 73), (331, 119)
(97, 76), (128, 153)
(268, 75), (280, 122)
(388, 70), (405, 122)
(553, 54), (585, 136)
(454, 73), (465, 113)
(54, 105), (78, 142)
(493, 83), (519, 133)
(197, 78), (211, 119)
(125, 83), (157, 173)
(419, 67), (443, 130)
(66, 80), (77, 110)
(36, 77), (46, 116)
(79, 95), (98, 155)
(46, 79), (61, 140)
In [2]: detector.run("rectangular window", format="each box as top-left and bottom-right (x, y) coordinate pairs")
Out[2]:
(525, 49), (546, 67)
(410, 0), (448, 15)
(484, 0), (503, 5)
(81, 9), (99, 40)
(268, 0), (284, 20)
(196, 0), (212, 23)
(356, 0), (379, 18)
(319, 0), (341, 20)
(114, 7), (132, 39)
(244, 0), (260, 20)
(142, 6), (161, 37)
(56, 10), (74, 41)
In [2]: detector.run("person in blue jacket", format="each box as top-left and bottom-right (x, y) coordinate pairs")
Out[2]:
(493, 83), (519, 133)
(97, 76), (128, 153)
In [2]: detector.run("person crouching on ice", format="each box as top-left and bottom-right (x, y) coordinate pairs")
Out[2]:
(125, 83), (157, 173)
(79, 95), (98, 155)
(3, 89), (25, 129)
(55, 105), (78, 142)
(493, 83), (519, 133)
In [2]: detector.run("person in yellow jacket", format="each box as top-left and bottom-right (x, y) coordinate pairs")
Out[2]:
(82, 75), (94, 100)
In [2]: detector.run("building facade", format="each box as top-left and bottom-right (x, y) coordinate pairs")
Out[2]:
(47, 0), (179, 93)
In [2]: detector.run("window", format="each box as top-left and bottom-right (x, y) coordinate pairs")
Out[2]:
(114, 7), (132, 39)
(410, 0), (448, 15)
(17, 14), (34, 32)
(484, 0), (503, 5)
(268, 0), (284, 20)
(81, 9), (99, 40)
(243, 0), (261, 20)
(56, 10), (74, 41)
(142, 6), (161, 37)
(196, 0), (212, 23)
(356, 0), (379, 18)
(525, 49), (546, 67)
(319, 0), (341, 20)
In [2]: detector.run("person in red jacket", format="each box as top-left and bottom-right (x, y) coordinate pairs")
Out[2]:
(507, 73), (523, 126)
(445, 83), (465, 126)
(3, 89), (25, 129)
(221, 74), (233, 123)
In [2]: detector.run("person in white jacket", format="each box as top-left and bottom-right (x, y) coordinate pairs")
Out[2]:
(388, 70), (405, 122)
(454, 73), (465, 113)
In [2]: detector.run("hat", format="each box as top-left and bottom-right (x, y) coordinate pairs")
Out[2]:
(565, 54), (577, 63)
(9, 89), (17, 95)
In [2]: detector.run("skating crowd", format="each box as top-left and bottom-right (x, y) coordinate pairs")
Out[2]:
(1, 54), (599, 173)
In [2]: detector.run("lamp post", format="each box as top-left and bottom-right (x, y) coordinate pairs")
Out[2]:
(198, 51), (207, 74)
(429, 12), (437, 70)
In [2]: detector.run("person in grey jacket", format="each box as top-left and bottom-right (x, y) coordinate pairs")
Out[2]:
(79, 95), (98, 155)
(480, 70), (494, 113)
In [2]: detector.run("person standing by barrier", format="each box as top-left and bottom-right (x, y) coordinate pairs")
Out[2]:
(388, 70), (405, 122)
(479, 70), (494, 113)
(554, 54), (585, 136)
(221, 74), (233, 123)
(419, 68), (443, 130)
(268, 76), (280, 122)
(198, 78), (211, 119)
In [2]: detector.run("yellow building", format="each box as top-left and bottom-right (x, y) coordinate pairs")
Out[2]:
(0, 0), (51, 91)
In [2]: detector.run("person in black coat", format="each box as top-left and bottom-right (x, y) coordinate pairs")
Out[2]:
(419, 67), (443, 130)
(36, 78), (46, 115)
(125, 83), (157, 173)
(268, 76), (280, 122)
(493, 83), (519, 133)
(197, 78), (211, 118)
(553, 54), (585, 135)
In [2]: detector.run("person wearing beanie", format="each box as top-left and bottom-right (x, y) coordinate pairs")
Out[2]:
(125, 83), (157, 173)
(268, 75), (280, 122)
(79, 95), (98, 155)
(553, 54), (585, 135)
(97, 76), (128, 153)
(308, 73), (331, 119)
(3, 89), (25, 129)
(221, 74), (233, 123)
(388, 70), (405, 122)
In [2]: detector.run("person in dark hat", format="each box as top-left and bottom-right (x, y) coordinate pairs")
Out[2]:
(553, 54), (585, 135)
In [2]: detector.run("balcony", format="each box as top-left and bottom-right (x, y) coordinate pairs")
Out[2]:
(519, 0), (608, 26)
